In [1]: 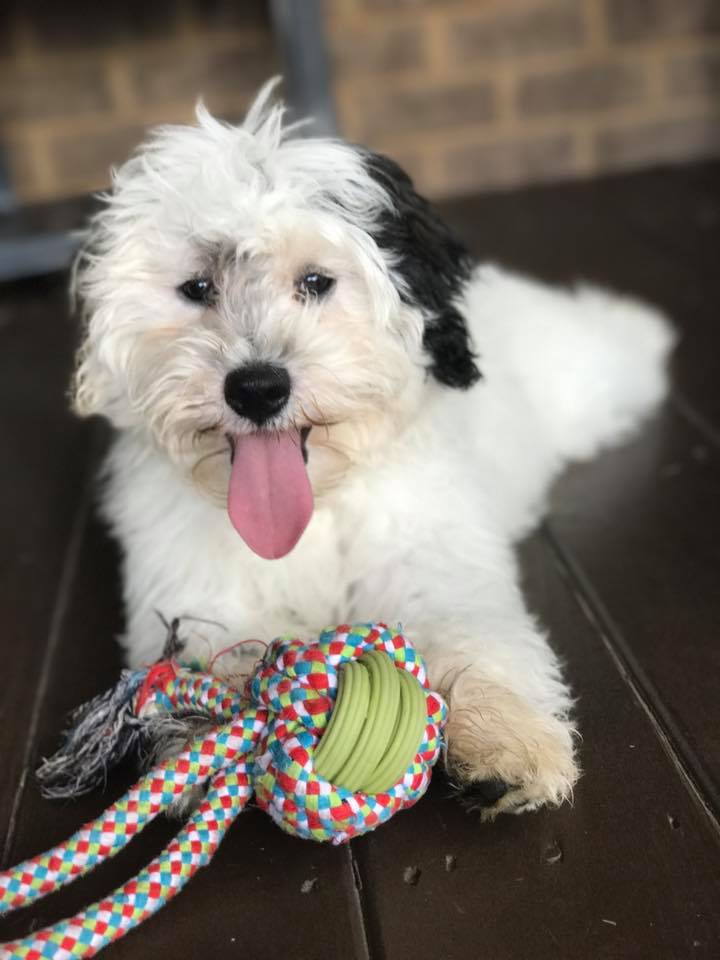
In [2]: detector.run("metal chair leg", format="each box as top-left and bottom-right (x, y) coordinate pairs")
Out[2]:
(269, 0), (338, 137)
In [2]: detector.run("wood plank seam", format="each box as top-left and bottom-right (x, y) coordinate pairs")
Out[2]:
(0, 434), (97, 869)
(541, 524), (720, 838)
(342, 845), (373, 960)
(672, 392), (720, 449)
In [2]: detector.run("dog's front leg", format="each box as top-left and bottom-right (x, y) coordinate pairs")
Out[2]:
(407, 618), (579, 819)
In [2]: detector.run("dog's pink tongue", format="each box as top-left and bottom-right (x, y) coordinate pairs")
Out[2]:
(227, 430), (313, 560)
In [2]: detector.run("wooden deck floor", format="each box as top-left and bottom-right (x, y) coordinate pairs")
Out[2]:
(1, 162), (719, 959)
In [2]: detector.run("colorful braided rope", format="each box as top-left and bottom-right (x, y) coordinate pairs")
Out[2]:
(0, 623), (447, 959)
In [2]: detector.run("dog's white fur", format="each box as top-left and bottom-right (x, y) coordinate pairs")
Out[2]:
(73, 81), (674, 817)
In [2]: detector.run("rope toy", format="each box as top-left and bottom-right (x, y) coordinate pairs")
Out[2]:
(0, 623), (446, 958)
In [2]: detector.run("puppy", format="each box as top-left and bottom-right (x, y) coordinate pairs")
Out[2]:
(72, 79), (673, 817)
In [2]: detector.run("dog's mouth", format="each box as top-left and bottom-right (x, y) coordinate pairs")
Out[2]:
(226, 427), (314, 560)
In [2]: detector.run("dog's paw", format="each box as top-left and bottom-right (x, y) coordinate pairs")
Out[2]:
(442, 674), (579, 821)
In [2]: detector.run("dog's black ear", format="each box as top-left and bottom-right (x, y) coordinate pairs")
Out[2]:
(362, 150), (481, 389)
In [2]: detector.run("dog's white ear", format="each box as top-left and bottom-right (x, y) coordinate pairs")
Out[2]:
(72, 321), (117, 419)
(71, 293), (131, 424)
(69, 233), (134, 423)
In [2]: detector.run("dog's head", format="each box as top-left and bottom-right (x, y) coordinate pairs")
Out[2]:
(74, 79), (480, 559)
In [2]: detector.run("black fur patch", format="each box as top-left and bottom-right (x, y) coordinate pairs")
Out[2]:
(362, 150), (481, 389)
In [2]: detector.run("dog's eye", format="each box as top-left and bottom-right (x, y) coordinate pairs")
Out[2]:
(297, 272), (335, 300)
(178, 277), (215, 305)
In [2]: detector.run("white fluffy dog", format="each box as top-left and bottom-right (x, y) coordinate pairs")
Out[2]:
(72, 80), (673, 817)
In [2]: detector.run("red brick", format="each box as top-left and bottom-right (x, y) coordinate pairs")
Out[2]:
(666, 50), (720, 98)
(605, 0), (720, 44)
(595, 115), (720, 168)
(516, 62), (646, 117)
(0, 61), (111, 123)
(350, 81), (495, 141)
(128, 40), (278, 108)
(444, 133), (576, 193)
(329, 23), (425, 76)
(449, 0), (585, 62)
(48, 125), (147, 187)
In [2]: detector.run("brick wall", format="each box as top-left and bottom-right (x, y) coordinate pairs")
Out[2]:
(1, 0), (719, 204)
(0, 0), (276, 204)
(326, 0), (720, 197)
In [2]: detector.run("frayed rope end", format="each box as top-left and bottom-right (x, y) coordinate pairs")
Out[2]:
(36, 669), (217, 801)
(36, 670), (147, 800)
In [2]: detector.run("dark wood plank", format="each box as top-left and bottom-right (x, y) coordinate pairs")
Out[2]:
(0, 513), (369, 959)
(589, 162), (720, 274)
(581, 163), (720, 430)
(352, 533), (720, 960)
(549, 404), (720, 811)
(0, 276), (92, 849)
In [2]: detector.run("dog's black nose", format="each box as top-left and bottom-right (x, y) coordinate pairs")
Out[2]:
(224, 363), (291, 425)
